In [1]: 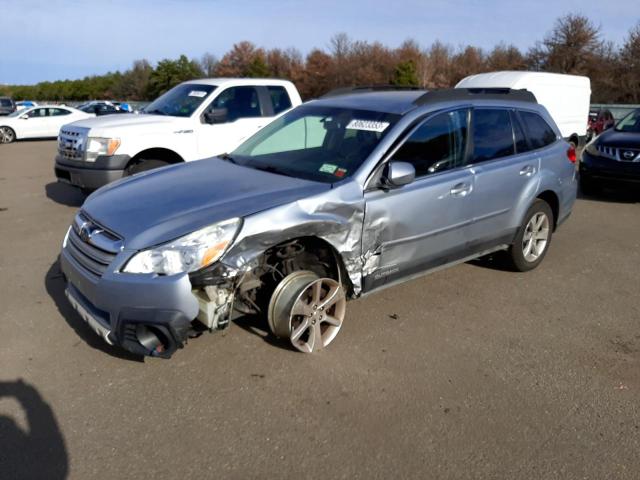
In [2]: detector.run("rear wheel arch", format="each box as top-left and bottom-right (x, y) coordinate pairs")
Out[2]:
(536, 190), (559, 230)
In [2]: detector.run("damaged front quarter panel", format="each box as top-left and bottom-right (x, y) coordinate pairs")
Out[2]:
(222, 180), (367, 297)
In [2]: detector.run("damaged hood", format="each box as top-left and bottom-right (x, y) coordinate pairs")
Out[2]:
(82, 158), (331, 249)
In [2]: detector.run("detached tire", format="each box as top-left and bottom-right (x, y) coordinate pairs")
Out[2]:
(507, 199), (554, 272)
(0, 126), (16, 143)
(125, 159), (170, 176)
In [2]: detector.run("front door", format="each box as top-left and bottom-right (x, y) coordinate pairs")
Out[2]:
(362, 109), (475, 292)
(22, 107), (51, 138)
(197, 86), (272, 158)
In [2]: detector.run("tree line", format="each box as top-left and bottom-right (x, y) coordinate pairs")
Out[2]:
(2, 15), (639, 103)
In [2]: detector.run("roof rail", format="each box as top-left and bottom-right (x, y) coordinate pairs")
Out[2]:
(321, 85), (424, 98)
(413, 88), (537, 106)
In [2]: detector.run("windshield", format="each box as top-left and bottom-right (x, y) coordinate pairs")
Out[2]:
(231, 105), (400, 183)
(143, 83), (216, 117)
(8, 109), (27, 117)
(615, 109), (640, 133)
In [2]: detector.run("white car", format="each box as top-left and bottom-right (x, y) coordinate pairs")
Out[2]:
(54, 78), (302, 191)
(0, 105), (93, 143)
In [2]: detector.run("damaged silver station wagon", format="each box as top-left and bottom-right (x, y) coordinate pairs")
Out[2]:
(60, 87), (578, 358)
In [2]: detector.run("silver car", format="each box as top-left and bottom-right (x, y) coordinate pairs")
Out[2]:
(60, 87), (578, 358)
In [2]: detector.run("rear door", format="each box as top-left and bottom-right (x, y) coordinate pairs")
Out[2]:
(466, 108), (540, 249)
(47, 108), (74, 137)
(362, 108), (475, 291)
(197, 86), (275, 157)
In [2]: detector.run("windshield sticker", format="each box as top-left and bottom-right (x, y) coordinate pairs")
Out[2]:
(346, 119), (390, 132)
(319, 163), (338, 174)
(188, 90), (208, 98)
(334, 168), (347, 178)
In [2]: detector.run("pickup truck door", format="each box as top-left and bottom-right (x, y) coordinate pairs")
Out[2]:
(361, 109), (475, 292)
(196, 86), (273, 158)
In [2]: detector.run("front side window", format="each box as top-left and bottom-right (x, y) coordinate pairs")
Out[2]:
(519, 111), (557, 149)
(212, 86), (262, 121)
(27, 108), (48, 118)
(232, 105), (400, 183)
(472, 109), (515, 163)
(144, 83), (216, 117)
(393, 109), (469, 177)
(268, 86), (292, 115)
(615, 109), (640, 133)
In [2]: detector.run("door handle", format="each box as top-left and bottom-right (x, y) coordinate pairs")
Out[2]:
(519, 165), (536, 176)
(450, 182), (472, 197)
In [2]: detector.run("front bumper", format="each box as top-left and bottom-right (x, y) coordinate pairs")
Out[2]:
(55, 154), (131, 190)
(60, 245), (200, 357)
(580, 151), (640, 184)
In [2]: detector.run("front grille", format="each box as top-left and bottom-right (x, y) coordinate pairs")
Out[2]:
(58, 127), (88, 161)
(65, 212), (122, 278)
(597, 145), (640, 162)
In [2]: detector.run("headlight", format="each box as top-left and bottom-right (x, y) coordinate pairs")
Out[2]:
(85, 137), (120, 162)
(122, 218), (241, 275)
(585, 141), (600, 157)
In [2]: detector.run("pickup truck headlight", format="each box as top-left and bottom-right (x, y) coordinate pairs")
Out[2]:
(85, 137), (120, 162)
(122, 218), (241, 275)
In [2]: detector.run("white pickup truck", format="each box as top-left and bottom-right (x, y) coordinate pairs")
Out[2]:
(55, 78), (302, 191)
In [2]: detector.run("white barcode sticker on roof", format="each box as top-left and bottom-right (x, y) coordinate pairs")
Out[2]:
(346, 119), (390, 132)
(188, 90), (208, 98)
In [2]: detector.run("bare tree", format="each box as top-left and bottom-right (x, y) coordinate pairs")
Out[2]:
(540, 14), (601, 74)
(618, 22), (640, 102)
(200, 53), (218, 77)
(486, 43), (526, 71)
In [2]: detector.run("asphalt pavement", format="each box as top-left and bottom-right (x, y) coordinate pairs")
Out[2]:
(0, 140), (639, 479)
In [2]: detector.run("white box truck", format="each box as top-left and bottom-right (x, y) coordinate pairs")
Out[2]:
(456, 71), (591, 147)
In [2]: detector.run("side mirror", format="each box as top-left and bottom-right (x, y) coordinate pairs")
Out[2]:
(385, 161), (415, 187)
(20, 115), (29, 120)
(204, 107), (228, 125)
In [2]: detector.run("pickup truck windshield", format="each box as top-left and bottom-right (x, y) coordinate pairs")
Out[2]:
(232, 105), (400, 183)
(615, 109), (640, 133)
(143, 84), (216, 118)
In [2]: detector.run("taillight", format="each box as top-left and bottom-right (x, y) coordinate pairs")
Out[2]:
(567, 146), (577, 163)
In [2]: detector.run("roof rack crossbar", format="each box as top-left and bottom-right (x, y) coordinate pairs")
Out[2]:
(321, 85), (423, 98)
(412, 88), (537, 106)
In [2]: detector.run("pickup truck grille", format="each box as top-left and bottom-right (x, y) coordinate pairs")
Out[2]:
(58, 127), (88, 161)
(65, 212), (122, 278)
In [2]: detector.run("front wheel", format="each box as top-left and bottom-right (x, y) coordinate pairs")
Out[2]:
(506, 200), (554, 272)
(125, 159), (170, 176)
(0, 126), (16, 143)
(268, 271), (346, 353)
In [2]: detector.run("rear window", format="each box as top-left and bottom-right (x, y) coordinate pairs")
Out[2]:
(519, 111), (557, 149)
(268, 86), (292, 115)
(472, 109), (515, 163)
(0, 99), (12, 107)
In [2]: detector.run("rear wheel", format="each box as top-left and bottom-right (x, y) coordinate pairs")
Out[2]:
(0, 127), (16, 143)
(125, 159), (170, 176)
(506, 200), (554, 272)
(268, 271), (346, 353)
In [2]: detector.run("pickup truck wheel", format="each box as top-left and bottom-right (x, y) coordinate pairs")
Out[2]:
(0, 127), (16, 143)
(125, 159), (170, 176)
(507, 200), (553, 272)
(268, 271), (346, 353)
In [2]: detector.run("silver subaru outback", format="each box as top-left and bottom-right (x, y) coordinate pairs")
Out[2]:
(60, 87), (578, 358)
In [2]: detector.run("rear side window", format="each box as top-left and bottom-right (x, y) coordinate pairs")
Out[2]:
(472, 109), (514, 163)
(268, 86), (292, 115)
(393, 109), (469, 177)
(212, 86), (262, 121)
(49, 108), (71, 116)
(519, 111), (557, 149)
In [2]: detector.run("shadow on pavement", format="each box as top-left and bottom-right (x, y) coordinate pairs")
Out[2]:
(45, 182), (86, 207)
(45, 257), (144, 362)
(233, 314), (295, 351)
(0, 379), (68, 480)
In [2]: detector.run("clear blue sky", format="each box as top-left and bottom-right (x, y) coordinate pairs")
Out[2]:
(2, 0), (638, 84)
